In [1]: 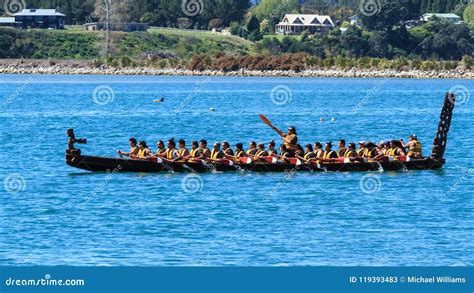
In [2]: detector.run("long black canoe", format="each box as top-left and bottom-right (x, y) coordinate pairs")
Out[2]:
(65, 93), (455, 173)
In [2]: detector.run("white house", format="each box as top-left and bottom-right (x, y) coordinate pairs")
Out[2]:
(421, 13), (462, 24)
(275, 14), (334, 35)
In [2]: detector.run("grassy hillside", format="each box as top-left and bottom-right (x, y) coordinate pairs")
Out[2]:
(0, 26), (251, 60)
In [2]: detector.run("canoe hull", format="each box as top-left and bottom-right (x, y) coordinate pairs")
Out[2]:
(66, 154), (444, 173)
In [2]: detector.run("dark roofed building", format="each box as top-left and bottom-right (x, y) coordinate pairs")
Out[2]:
(14, 9), (65, 29)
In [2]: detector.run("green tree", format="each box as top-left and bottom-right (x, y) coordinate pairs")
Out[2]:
(464, 4), (474, 24)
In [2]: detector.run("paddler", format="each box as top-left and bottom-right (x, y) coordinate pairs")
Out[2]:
(164, 138), (180, 160)
(254, 143), (269, 161)
(344, 143), (358, 158)
(279, 145), (291, 161)
(234, 143), (246, 162)
(357, 141), (367, 157)
(388, 140), (406, 157)
(199, 139), (211, 159)
(222, 141), (234, 158)
(189, 141), (200, 159)
(364, 142), (380, 160)
(322, 142), (338, 161)
(295, 144), (304, 158)
(314, 142), (324, 158)
(210, 142), (225, 160)
(267, 140), (278, 157)
(117, 137), (139, 158)
(302, 144), (316, 161)
(154, 140), (166, 157)
(132, 140), (152, 159)
(401, 134), (423, 158)
(174, 139), (190, 161)
(246, 141), (257, 156)
(337, 139), (347, 158)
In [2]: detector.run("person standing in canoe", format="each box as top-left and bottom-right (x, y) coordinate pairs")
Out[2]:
(222, 141), (234, 158)
(117, 138), (138, 158)
(253, 143), (269, 162)
(258, 115), (298, 157)
(337, 139), (347, 158)
(210, 143), (225, 161)
(199, 140), (211, 159)
(164, 139), (180, 160)
(132, 141), (152, 159)
(401, 134), (423, 158)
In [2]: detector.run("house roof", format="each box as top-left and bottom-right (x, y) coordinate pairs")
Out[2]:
(278, 14), (335, 27)
(422, 13), (461, 19)
(0, 17), (16, 23)
(14, 9), (65, 17)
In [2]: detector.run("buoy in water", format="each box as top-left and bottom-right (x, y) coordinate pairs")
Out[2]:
(320, 117), (325, 122)
(210, 108), (216, 112)
(331, 117), (336, 122)
(153, 97), (165, 103)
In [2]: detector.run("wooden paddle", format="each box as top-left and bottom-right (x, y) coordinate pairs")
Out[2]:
(259, 114), (284, 137)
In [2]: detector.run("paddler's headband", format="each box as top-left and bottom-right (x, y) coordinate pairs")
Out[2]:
(288, 126), (296, 132)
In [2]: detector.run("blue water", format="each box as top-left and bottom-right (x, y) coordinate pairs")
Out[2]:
(0, 75), (473, 266)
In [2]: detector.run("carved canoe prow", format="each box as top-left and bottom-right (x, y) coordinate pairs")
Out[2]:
(431, 93), (455, 160)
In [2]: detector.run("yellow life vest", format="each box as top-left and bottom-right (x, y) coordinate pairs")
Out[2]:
(166, 148), (178, 159)
(256, 150), (267, 157)
(365, 148), (376, 158)
(235, 150), (244, 159)
(337, 148), (347, 158)
(408, 141), (422, 157)
(357, 148), (367, 157)
(190, 148), (199, 158)
(323, 151), (336, 160)
(137, 148), (149, 158)
(156, 148), (166, 156)
(246, 148), (256, 155)
(388, 148), (400, 157)
(210, 149), (223, 160)
(344, 149), (355, 158)
(304, 152), (315, 160)
(179, 148), (189, 156)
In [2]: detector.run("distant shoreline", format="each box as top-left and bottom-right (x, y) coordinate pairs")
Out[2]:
(0, 60), (472, 79)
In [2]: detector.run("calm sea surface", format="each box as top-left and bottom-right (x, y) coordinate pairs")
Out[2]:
(0, 75), (473, 266)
